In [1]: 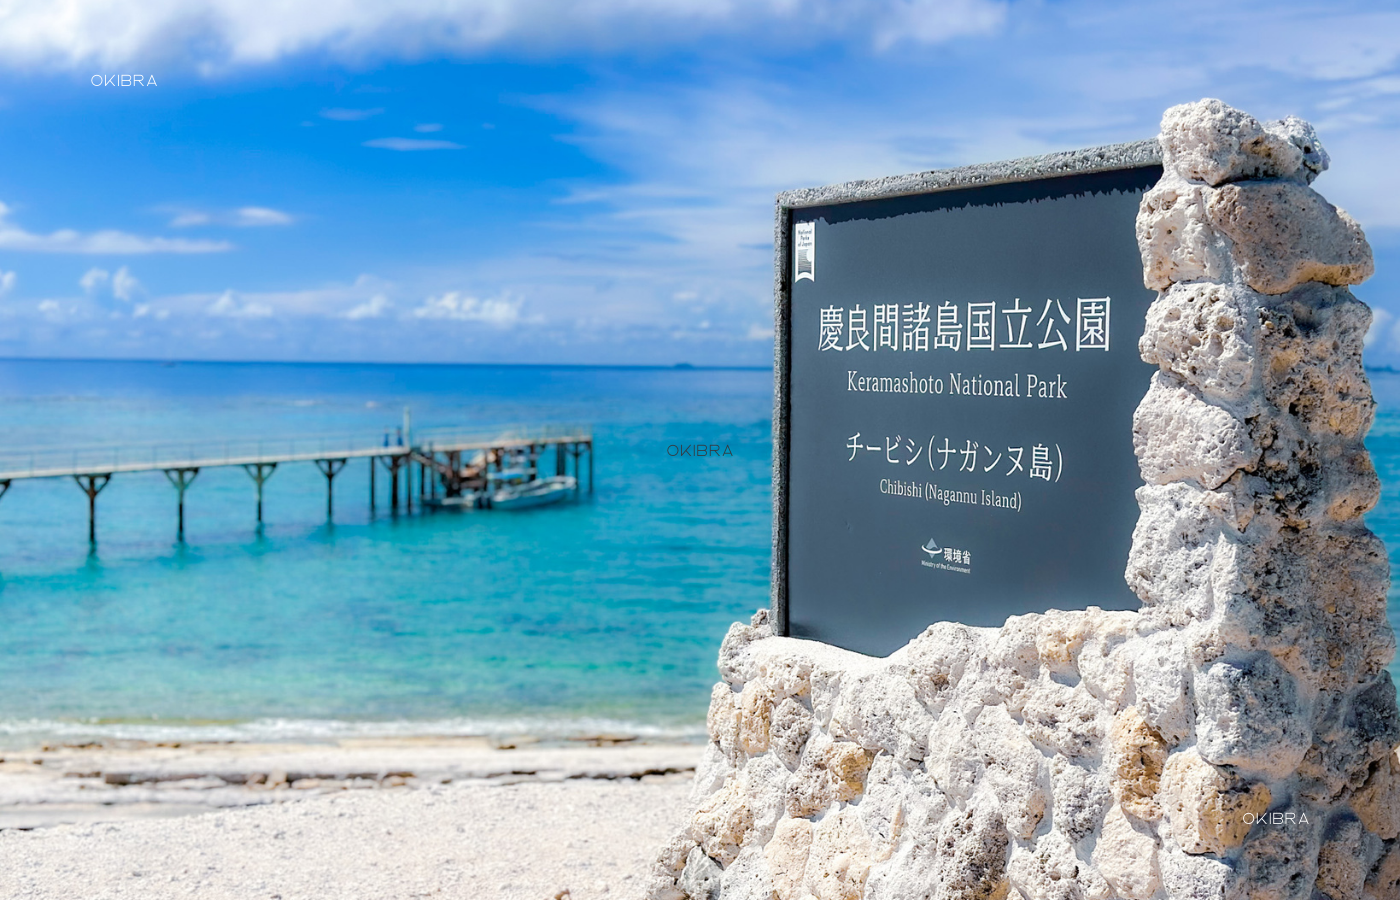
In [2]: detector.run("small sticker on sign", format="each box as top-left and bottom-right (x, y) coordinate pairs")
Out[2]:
(794, 221), (815, 282)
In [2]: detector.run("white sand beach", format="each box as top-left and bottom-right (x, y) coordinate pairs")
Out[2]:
(0, 738), (697, 900)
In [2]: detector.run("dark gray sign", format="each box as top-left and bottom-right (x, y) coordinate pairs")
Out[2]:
(771, 145), (1163, 656)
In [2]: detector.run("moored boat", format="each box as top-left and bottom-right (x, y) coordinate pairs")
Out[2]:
(489, 475), (577, 510)
(423, 491), (482, 510)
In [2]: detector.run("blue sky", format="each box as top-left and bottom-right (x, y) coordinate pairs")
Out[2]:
(0, 0), (1397, 366)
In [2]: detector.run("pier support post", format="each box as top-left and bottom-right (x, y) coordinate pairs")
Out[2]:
(72, 474), (111, 544)
(441, 450), (460, 498)
(587, 441), (593, 494)
(369, 456), (376, 512)
(379, 455), (407, 512)
(163, 467), (199, 541)
(315, 459), (347, 521)
(0, 479), (9, 504)
(241, 462), (277, 524)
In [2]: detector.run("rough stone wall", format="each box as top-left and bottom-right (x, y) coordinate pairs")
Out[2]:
(644, 99), (1400, 900)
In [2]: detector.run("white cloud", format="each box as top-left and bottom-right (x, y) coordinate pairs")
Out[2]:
(344, 294), (391, 319)
(0, 0), (1008, 70)
(1363, 306), (1400, 357)
(167, 205), (294, 227)
(132, 302), (170, 319)
(0, 271), (15, 297)
(1366, 307), (1393, 348)
(872, 0), (1006, 49)
(746, 323), (773, 341)
(321, 107), (384, 121)
(233, 206), (294, 226)
(79, 267), (109, 292)
(36, 299), (60, 314)
(76, 265), (141, 304)
(112, 266), (140, 301)
(413, 292), (523, 325)
(169, 211), (212, 227)
(0, 202), (231, 254)
(414, 123), (443, 132)
(160, 274), (393, 319)
(207, 289), (273, 318)
(363, 137), (464, 151)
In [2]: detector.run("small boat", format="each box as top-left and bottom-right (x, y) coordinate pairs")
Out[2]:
(489, 475), (577, 510)
(423, 491), (482, 510)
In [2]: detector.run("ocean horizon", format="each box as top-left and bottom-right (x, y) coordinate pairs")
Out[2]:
(1, 357), (1397, 749)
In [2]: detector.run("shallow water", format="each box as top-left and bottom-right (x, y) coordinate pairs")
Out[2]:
(0, 359), (1396, 748)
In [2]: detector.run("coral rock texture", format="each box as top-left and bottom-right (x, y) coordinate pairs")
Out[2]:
(645, 100), (1400, 900)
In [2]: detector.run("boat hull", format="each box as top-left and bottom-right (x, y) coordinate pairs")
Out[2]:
(490, 476), (577, 510)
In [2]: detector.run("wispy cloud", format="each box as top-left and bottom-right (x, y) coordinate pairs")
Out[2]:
(132, 303), (170, 320)
(208, 290), (273, 318)
(0, 202), (231, 254)
(233, 206), (294, 226)
(413, 292), (524, 325)
(414, 123), (444, 133)
(1366, 307), (1393, 348)
(320, 107), (384, 121)
(78, 265), (141, 302)
(166, 205), (295, 228)
(0, 270), (15, 297)
(79, 267), (109, 292)
(363, 137), (464, 151)
(344, 294), (391, 319)
(156, 274), (395, 321)
(112, 266), (140, 301)
(0, 0), (1009, 70)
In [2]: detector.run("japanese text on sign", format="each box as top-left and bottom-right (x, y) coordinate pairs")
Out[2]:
(846, 432), (1064, 482)
(819, 298), (1110, 352)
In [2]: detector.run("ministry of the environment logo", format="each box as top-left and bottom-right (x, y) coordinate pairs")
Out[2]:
(794, 221), (815, 282)
(921, 537), (972, 573)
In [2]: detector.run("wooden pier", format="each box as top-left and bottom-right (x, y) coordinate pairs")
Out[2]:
(0, 424), (593, 543)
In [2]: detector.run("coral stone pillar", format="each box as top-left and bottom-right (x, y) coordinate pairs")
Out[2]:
(1129, 98), (1398, 900)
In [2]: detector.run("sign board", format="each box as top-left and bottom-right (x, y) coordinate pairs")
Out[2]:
(771, 142), (1164, 656)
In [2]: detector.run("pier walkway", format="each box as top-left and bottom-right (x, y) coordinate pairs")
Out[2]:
(0, 423), (593, 542)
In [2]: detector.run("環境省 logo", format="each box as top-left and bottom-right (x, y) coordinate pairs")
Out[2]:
(921, 537), (972, 573)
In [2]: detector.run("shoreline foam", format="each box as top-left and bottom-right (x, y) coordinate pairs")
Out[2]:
(0, 716), (708, 752)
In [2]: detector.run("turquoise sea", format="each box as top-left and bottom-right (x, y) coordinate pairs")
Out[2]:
(0, 359), (1397, 749)
(0, 360), (772, 748)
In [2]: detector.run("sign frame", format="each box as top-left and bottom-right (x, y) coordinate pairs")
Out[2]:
(769, 139), (1164, 644)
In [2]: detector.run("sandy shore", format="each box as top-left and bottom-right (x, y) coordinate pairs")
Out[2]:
(0, 738), (697, 899)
